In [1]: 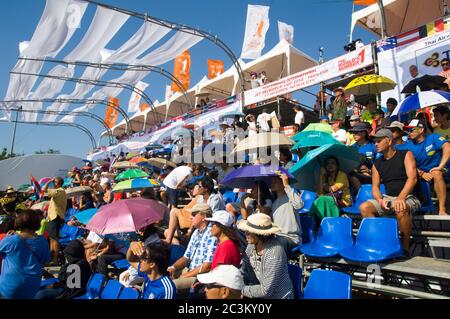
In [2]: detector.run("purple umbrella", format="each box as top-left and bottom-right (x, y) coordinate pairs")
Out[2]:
(221, 164), (296, 189)
(86, 198), (166, 235)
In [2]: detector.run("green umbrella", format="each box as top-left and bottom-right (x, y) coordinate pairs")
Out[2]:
(17, 184), (32, 192)
(289, 143), (361, 191)
(291, 131), (341, 151)
(113, 178), (160, 192)
(115, 169), (149, 181)
(302, 123), (333, 134)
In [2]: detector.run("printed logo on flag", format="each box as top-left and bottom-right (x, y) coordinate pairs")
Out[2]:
(207, 60), (224, 79)
(241, 5), (270, 60)
(104, 97), (119, 128)
(171, 50), (191, 93)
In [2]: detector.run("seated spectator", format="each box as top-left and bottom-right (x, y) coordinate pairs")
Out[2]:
(330, 120), (347, 144)
(346, 115), (360, 145)
(0, 209), (50, 299)
(101, 182), (113, 204)
(79, 192), (95, 211)
(237, 213), (294, 299)
(360, 97), (378, 124)
(383, 98), (398, 126)
(279, 148), (295, 170)
(197, 265), (244, 299)
(371, 109), (385, 135)
(349, 122), (378, 193)
(91, 237), (127, 278)
(397, 118), (449, 215)
(292, 123), (301, 135)
(127, 242), (176, 299)
(385, 121), (406, 145)
(238, 181), (272, 220)
(197, 177), (225, 213)
(310, 156), (351, 220)
(433, 105), (450, 140)
(35, 239), (92, 299)
(206, 211), (241, 270)
(167, 203), (217, 293)
(270, 173), (303, 252)
(360, 129), (420, 251)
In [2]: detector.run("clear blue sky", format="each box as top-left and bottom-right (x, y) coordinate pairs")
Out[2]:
(0, 0), (376, 158)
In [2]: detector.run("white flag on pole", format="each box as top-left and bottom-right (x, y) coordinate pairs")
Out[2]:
(240, 4), (270, 60)
(278, 21), (294, 44)
(128, 81), (149, 113)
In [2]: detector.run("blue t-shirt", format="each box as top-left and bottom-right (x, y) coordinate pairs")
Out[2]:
(396, 134), (448, 172)
(352, 142), (378, 160)
(0, 234), (50, 299)
(137, 264), (176, 299)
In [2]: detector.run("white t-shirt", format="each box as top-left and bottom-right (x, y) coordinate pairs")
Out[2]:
(294, 111), (304, 125)
(247, 121), (257, 137)
(332, 129), (347, 143)
(163, 166), (193, 189)
(257, 113), (272, 132)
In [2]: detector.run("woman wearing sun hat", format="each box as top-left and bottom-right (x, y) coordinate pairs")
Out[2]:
(237, 213), (294, 299)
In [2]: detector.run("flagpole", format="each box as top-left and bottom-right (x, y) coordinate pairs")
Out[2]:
(9, 106), (21, 156)
(377, 0), (387, 39)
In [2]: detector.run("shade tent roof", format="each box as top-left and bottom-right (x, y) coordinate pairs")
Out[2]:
(351, 0), (450, 37)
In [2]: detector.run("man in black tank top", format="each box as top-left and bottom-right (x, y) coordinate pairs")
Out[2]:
(359, 129), (421, 252)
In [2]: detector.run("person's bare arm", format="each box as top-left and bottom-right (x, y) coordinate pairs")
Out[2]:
(394, 151), (418, 213)
(431, 142), (449, 172)
(371, 165), (383, 203)
(167, 256), (190, 278)
(126, 241), (144, 270)
(180, 262), (211, 278)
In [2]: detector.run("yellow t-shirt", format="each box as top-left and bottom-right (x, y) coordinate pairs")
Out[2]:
(434, 126), (450, 141)
(318, 169), (352, 207)
(47, 188), (67, 221)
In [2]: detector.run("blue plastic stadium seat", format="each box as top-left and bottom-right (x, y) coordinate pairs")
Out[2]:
(288, 264), (303, 299)
(416, 180), (434, 214)
(341, 184), (386, 215)
(340, 218), (403, 262)
(298, 190), (318, 214)
(304, 269), (352, 299)
(170, 244), (187, 265)
(40, 277), (60, 288)
(300, 217), (353, 258)
(118, 287), (140, 299)
(112, 259), (131, 270)
(100, 280), (123, 299)
(75, 273), (106, 299)
(222, 191), (238, 204)
(299, 215), (315, 245)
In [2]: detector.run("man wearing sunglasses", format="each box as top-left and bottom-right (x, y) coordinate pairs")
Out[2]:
(397, 118), (449, 215)
(439, 58), (450, 90)
(197, 265), (244, 299)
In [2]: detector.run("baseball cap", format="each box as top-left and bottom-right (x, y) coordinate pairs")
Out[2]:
(373, 128), (393, 139)
(205, 210), (234, 227)
(187, 203), (213, 217)
(197, 265), (244, 291)
(404, 119), (425, 130)
(385, 121), (404, 131)
(349, 122), (370, 132)
(349, 115), (360, 121)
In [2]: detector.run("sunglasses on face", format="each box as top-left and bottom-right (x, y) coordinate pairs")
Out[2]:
(442, 62), (449, 66)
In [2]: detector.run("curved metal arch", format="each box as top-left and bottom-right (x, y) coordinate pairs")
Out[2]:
(1, 98), (132, 136)
(0, 105), (114, 146)
(18, 57), (194, 110)
(0, 118), (97, 150)
(10, 71), (160, 124)
(83, 0), (245, 102)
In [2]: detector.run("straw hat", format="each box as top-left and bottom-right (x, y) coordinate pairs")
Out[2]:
(6, 186), (15, 194)
(237, 213), (280, 236)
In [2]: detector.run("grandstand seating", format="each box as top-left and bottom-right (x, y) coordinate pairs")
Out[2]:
(298, 190), (317, 215)
(288, 264), (303, 299)
(100, 279), (123, 299)
(75, 273), (106, 299)
(303, 269), (352, 299)
(341, 184), (386, 215)
(118, 287), (140, 299)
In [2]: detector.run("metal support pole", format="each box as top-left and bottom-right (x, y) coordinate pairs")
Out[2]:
(377, 0), (387, 39)
(9, 106), (21, 156)
(319, 47), (325, 116)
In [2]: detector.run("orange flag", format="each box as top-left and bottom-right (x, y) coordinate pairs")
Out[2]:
(207, 60), (225, 79)
(104, 97), (119, 128)
(354, 0), (377, 5)
(171, 50), (191, 93)
(141, 102), (150, 112)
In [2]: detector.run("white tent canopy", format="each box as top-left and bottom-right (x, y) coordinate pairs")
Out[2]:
(351, 0), (450, 37)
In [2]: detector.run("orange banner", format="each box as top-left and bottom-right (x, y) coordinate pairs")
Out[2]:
(207, 59), (225, 79)
(354, 0), (377, 5)
(171, 50), (191, 93)
(104, 97), (119, 128)
(141, 102), (150, 112)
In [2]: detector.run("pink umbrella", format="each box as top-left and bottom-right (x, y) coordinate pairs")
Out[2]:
(85, 198), (166, 235)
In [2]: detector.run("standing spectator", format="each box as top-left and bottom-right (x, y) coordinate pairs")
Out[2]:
(408, 65), (422, 80)
(238, 213), (294, 299)
(206, 211), (241, 269)
(258, 71), (268, 86)
(397, 118), (449, 215)
(127, 242), (176, 299)
(270, 173), (303, 252)
(439, 58), (450, 89)
(0, 215), (14, 270)
(167, 203), (217, 292)
(162, 163), (194, 210)
(360, 129), (420, 251)
(330, 120), (347, 144)
(197, 265), (244, 299)
(293, 105), (304, 130)
(249, 72), (260, 89)
(433, 105), (450, 140)
(331, 87), (348, 121)
(245, 114), (258, 136)
(0, 209), (50, 299)
(386, 121), (406, 145)
(42, 177), (67, 265)
(257, 109), (272, 133)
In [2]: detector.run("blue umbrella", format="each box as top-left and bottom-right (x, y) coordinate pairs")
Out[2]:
(221, 164), (296, 189)
(392, 90), (450, 116)
(74, 208), (98, 225)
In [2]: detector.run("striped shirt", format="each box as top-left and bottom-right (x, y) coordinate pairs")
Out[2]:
(241, 237), (294, 299)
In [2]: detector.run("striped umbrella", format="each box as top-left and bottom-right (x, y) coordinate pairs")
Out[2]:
(392, 90), (450, 116)
(112, 178), (160, 192)
(115, 169), (149, 181)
